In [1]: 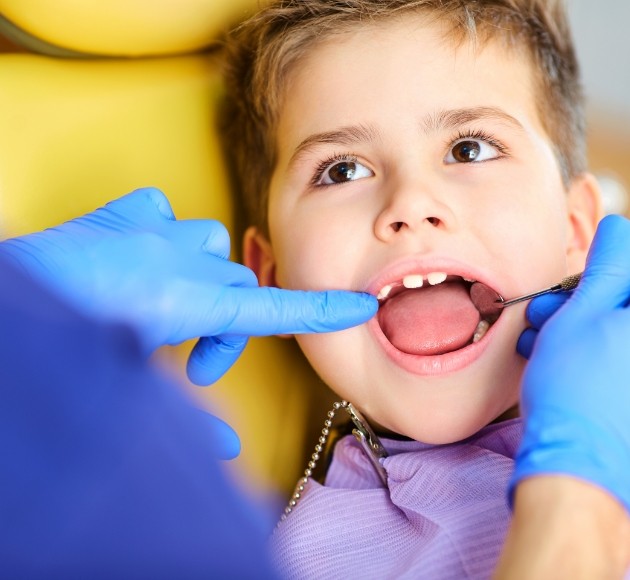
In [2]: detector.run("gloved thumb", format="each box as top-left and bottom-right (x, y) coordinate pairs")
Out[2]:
(104, 187), (176, 224)
(568, 214), (630, 313)
(187, 335), (249, 386)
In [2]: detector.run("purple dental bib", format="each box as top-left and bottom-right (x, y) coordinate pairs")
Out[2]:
(271, 419), (522, 579)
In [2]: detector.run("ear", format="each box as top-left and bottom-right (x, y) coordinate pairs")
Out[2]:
(243, 227), (294, 339)
(243, 226), (278, 287)
(565, 172), (604, 272)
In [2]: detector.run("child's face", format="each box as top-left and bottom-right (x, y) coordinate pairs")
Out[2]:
(245, 16), (600, 443)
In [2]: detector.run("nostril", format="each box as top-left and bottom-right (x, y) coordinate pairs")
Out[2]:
(426, 217), (439, 226)
(391, 221), (404, 232)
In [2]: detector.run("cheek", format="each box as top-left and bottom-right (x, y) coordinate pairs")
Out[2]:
(295, 330), (364, 401)
(477, 177), (570, 276)
(520, 194), (571, 273)
(269, 208), (362, 291)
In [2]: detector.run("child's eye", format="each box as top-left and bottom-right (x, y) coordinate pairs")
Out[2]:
(312, 155), (374, 186)
(444, 131), (507, 164)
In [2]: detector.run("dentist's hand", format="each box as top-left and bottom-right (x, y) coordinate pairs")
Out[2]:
(0, 188), (378, 387)
(512, 214), (630, 512)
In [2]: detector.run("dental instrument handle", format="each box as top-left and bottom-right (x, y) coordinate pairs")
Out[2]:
(499, 272), (583, 308)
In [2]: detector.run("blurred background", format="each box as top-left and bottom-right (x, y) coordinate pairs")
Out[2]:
(569, 0), (630, 214)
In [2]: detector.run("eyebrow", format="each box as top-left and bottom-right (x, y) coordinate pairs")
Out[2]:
(288, 106), (524, 165)
(420, 106), (525, 134)
(289, 124), (381, 166)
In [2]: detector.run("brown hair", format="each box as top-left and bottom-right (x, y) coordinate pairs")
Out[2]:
(220, 0), (584, 232)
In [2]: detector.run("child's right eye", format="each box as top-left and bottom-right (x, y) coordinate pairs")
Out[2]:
(312, 155), (374, 186)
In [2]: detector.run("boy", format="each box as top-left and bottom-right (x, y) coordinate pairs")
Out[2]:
(221, 0), (603, 576)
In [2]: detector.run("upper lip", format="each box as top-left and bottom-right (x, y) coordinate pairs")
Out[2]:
(365, 255), (503, 299)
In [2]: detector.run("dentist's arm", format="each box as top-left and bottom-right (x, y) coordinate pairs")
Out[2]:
(0, 187), (377, 387)
(496, 215), (630, 578)
(496, 476), (630, 579)
(0, 255), (278, 578)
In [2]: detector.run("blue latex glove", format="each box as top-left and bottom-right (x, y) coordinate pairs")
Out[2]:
(0, 188), (378, 388)
(511, 214), (630, 512)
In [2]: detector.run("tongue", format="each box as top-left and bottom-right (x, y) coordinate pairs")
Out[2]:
(377, 282), (480, 356)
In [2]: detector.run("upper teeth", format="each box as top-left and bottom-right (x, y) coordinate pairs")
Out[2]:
(377, 284), (393, 300)
(402, 274), (423, 289)
(426, 272), (447, 285)
(377, 271), (457, 300)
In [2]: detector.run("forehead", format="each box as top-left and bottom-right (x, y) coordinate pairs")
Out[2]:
(275, 15), (542, 153)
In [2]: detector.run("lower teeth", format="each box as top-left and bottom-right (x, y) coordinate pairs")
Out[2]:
(473, 320), (490, 343)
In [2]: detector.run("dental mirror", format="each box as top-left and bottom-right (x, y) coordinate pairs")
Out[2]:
(470, 272), (583, 319)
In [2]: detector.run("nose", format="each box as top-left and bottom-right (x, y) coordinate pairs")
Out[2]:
(373, 176), (454, 242)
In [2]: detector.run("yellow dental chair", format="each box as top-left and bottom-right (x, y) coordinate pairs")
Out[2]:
(0, 0), (333, 497)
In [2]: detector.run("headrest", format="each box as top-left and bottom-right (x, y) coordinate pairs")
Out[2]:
(0, 0), (263, 57)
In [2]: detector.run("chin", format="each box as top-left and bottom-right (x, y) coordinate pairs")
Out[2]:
(405, 421), (498, 445)
(371, 398), (520, 445)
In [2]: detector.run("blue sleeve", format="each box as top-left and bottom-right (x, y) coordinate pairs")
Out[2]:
(0, 256), (277, 579)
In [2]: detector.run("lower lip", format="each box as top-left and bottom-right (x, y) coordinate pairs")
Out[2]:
(367, 312), (504, 376)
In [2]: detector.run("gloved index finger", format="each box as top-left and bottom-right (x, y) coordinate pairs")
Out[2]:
(206, 286), (378, 337)
(525, 292), (570, 330)
(573, 214), (630, 312)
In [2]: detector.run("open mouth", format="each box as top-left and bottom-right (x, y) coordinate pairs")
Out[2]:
(376, 272), (502, 356)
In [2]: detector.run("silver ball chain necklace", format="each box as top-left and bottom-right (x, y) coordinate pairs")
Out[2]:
(277, 400), (389, 526)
